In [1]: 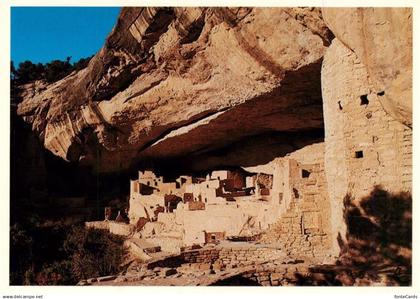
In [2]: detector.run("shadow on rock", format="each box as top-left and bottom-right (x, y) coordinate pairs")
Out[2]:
(297, 186), (412, 286)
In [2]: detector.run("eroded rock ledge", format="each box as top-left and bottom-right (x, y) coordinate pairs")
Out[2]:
(17, 7), (331, 173)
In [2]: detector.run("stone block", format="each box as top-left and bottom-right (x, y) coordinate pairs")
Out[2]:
(258, 275), (270, 281)
(271, 280), (280, 286)
(164, 268), (178, 277)
(260, 280), (271, 286)
(198, 263), (212, 270)
(97, 275), (117, 282)
(270, 273), (284, 281)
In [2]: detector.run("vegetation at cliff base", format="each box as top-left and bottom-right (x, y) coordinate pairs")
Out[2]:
(10, 220), (127, 285)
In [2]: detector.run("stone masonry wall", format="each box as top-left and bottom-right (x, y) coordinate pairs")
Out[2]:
(260, 143), (332, 259)
(146, 245), (285, 271)
(321, 39), (412, 256)
(85, 221), (110, 230)
(85, 221), (135, 237)
(236, 263), (311, 286)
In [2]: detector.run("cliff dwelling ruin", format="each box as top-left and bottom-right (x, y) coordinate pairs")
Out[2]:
(10, 7), (412, 287)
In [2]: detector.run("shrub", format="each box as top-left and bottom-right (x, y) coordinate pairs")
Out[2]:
(10, 222), (127, 285)
(63, 226), (126, 281)
(9, 224), (33, 285)
(35, 260), (74, 285)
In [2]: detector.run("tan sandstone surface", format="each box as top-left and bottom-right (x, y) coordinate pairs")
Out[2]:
(322, 8), (412, 128)
(17, 7), (331, 173)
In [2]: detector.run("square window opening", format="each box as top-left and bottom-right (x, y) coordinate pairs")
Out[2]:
(355, 151), (364, 158)
(302, 169), (311, 178)
(360, 95), (369, 105)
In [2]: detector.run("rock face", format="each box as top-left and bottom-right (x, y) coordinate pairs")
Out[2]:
(322, 8), (412, 128)
(17, 7), (331, 173)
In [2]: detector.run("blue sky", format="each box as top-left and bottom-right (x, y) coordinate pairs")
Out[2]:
(11, 7), (121, 65)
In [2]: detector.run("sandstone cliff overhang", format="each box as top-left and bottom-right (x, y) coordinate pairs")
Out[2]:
(17, 7), (332, 173)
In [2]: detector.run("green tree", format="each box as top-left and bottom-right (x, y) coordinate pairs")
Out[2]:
(72, 56), (93, 71)
(44, 59), (72, 83)
(11, 55), (92, 85)
(15, 60), (44, 83)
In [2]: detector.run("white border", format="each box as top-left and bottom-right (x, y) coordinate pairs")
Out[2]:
(0, 1), (418, 298)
